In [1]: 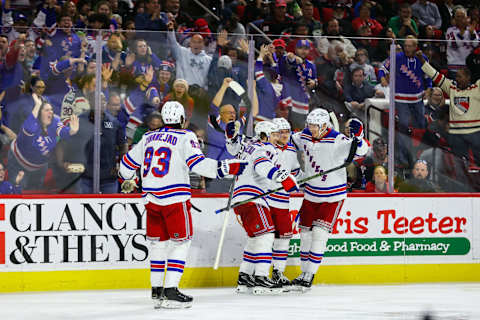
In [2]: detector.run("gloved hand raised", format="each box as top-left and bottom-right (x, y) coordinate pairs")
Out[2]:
(218, 159), (248, 178)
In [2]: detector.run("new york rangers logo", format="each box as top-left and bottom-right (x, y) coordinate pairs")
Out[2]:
(454, 97), (470, 114)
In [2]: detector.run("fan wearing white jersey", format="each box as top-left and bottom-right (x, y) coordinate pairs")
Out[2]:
(269, 117), (303, 289)
(119, 102), (247, 309)
(225, 121), (299, 294)
(290, 108), (368, 291)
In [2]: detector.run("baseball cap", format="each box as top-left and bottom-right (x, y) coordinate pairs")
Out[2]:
(296, 39), (311, 48)
(272, 39), (286, 48)
(14, 13), (28, 22)
(275, 0), (287, 7)
(218, 55), (232, 70)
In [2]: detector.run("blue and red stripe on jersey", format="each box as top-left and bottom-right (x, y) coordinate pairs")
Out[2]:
(304, 183), (347, 198)
(268, 191), (290, 203)
(143, 184), (191, 199)
(122, 153), (141, 170)
(253, 157), (270, 169)
(233, 185), (265, 198)
(186, 154), (205, 170)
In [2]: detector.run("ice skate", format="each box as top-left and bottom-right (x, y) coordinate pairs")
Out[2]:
(298, 273), (315, 293)
(272, 269), (293, 292)
(160, 287), (193, 309)
(252, 276), (283, 295)
(152, 287), (164, 309)
(236, 272), (256, 294)
(291, 272), (305, 291)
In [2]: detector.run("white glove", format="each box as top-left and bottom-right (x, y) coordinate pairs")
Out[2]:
(121, 179), (137, 193)
(274, 169), (300, 192)
(273, 169), (290, 183)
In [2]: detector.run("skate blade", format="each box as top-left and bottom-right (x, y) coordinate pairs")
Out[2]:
(153, 299), (164, 309)
(289, 285), (304, 292)
(281, 285), (294, 293)
(160, 299), (193, 309)
(252, 287), (283, 295)
(300, 286), (312, 293)
(235, 285), (251, 294)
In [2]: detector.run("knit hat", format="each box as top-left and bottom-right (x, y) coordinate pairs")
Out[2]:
(218, 55), (232, 70)
(195, 18), (211, 35)
(173, 78), (189, 91)
(159, 60), (174, 73)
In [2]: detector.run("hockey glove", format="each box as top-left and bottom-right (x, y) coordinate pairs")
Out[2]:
(225, 121), (240, 142)
(348, 118), (364, 140)
(121, 179), (137, 193)
(217, 159), (248, 178)
(274, 169), (300, 193)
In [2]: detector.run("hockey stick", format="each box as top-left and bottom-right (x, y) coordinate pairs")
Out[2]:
(214, 138), (359, 214)
(213, 81), (251, 270)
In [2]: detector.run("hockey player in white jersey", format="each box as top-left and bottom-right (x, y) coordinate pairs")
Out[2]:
(291, 108), (368, 291)
(225, 120), (299, 294)
(269, 117), (302, 290)
(119, 101), (247, 309)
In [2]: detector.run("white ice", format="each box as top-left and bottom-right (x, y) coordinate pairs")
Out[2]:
(1, 283), (479, 320)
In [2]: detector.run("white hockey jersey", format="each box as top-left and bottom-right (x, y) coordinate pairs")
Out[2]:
(119, 127), (219, 206)
(267, 143), (302, 210)
(446, 26), (480, 68)
(227, 138), (279, 207)
(291, 128), (368, 203)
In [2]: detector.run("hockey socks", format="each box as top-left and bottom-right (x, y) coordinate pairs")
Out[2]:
(164, 240), (191, 288)
(272, 238), (290, 273)
(150, 240), (168, 288)
(240, 233), (275, 277)
(306, 226), (329, 275)
(299, 229), (313, 273)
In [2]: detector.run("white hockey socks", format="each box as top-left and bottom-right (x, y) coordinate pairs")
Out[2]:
(272, 238), (290, 272)
(164, 240), (191, 288)
(252, 233), (275, 277)
(149, 240), (168, 287)
(306, 226), (329, 275)
(299, 229), (312, 273)
(239, 237), (256, 275)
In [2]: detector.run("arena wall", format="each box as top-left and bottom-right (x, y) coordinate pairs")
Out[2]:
(0, 194), (479, 292)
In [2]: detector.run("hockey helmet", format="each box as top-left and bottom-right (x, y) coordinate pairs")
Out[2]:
(255, 121), (279, 139)
(272, 117), (291, 131)
(161, 101), (185, 125)
(306, 108), (330, 127)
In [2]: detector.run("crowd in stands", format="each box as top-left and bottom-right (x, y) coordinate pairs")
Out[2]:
(0, 0), (479, 194)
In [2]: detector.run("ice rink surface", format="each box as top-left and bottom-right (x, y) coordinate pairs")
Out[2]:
(0, 283), (479, 320)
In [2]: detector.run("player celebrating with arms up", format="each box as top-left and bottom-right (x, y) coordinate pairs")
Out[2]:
(291, 109), (368, 291)
(226, 121), (299, 294)
(119, 101), (247, 309)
